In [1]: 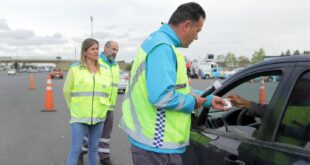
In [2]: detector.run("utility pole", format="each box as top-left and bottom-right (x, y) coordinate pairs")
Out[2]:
(90, 16), (93, 38)
(74, 47), (77, 60)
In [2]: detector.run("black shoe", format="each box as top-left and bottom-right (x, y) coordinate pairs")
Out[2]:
(77, 155), (84, 165)
(100, 158), (114, 165)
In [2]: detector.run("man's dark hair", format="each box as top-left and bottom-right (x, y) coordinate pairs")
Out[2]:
(168, 2), (206, 25)
(104, 41), (112, 49)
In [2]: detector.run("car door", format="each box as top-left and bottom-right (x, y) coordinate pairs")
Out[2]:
(183, 62), (296, 165)
(244, 62), (310, 165)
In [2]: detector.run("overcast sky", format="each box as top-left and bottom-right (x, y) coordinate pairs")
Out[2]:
(0, 0), (309, 62)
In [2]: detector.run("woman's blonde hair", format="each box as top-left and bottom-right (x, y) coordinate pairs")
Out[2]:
(80, 38), (100, 71)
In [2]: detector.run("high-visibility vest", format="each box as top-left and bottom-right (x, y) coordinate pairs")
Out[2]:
(69, 64), (111, 125)
(99, 58), (120, 110)
(120, 45), (191, 149)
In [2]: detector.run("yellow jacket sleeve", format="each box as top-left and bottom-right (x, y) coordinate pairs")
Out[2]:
(63, 68), (74, 109)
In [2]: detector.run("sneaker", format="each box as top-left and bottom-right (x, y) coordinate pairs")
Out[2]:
(100, 158), (114, 165)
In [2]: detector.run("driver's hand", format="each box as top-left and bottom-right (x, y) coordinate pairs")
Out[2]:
(227, 94), (251, 109)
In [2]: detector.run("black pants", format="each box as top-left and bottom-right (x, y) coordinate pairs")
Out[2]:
(131, 145), (183, 165)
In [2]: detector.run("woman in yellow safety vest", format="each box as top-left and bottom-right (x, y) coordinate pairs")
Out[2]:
(63, 38), (111, 165)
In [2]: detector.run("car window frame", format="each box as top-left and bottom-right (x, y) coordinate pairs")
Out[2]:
(196, 62), (297, 141)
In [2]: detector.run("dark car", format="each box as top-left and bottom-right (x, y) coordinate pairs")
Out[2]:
(183, 55), (310, 165)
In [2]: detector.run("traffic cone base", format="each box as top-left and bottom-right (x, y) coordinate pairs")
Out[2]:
(41, 109), (57, 112)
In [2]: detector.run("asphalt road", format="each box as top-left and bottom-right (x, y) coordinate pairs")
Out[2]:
(0, 72), (217, 165)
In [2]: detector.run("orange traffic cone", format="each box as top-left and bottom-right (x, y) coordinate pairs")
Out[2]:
(259, 78), (266, 105)
(29, 74), (35, 90)
(41, 74), (57, 112)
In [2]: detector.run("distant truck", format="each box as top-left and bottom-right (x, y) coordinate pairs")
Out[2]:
(198, 61), (225, 79)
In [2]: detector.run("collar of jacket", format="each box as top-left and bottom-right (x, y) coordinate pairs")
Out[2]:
(159, 23), (182, 48)
(100, 52), (117, 66)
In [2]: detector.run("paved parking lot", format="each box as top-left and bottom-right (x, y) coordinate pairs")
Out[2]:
(0, 72), (216, 165)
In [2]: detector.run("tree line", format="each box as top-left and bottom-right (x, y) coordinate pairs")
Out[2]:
(123, 49), (309, 71)
(217, 49), (310, 69)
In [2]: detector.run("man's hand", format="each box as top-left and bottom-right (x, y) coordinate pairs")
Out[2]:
(193, 95), (206, 109)
(211, 96), (228, 110)
(227, 94), (251, 109)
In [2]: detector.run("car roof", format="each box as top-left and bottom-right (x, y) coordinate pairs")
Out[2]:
(221, 55), (310, 85)
(248, 55), (309, 69)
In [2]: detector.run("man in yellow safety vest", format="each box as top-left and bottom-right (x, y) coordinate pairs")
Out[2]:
(120, 2), (226, 165)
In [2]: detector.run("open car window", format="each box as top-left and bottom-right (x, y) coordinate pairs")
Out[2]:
(205, 71), (282, 136)
(222, 75), (280, 104)
(209, 74), (281, 113)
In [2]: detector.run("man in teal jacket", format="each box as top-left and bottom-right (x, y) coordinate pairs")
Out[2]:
(120, 2), (226, 165)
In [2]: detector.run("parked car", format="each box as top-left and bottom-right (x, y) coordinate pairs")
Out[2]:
(7, 69), (17, 75)
(50, 68), (64, 79)
(182, 55), (310, 165)
(118, 70), (129, 94)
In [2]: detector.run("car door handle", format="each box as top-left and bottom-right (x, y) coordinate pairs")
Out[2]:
(224, 154), (245, 165)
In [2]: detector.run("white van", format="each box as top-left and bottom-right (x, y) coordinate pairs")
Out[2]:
(7, 69), (17, 75)
(198, 62), (224, 79)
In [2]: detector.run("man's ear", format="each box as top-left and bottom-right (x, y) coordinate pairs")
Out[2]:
(180, 20), (192, 32)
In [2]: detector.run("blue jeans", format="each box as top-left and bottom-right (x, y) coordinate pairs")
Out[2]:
(67, 122), (104, 165)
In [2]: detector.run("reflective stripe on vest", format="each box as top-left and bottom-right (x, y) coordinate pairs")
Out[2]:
(70, 117), (105, 123)
(120, 46), (190, 149)
(71, 92), (109, 97)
